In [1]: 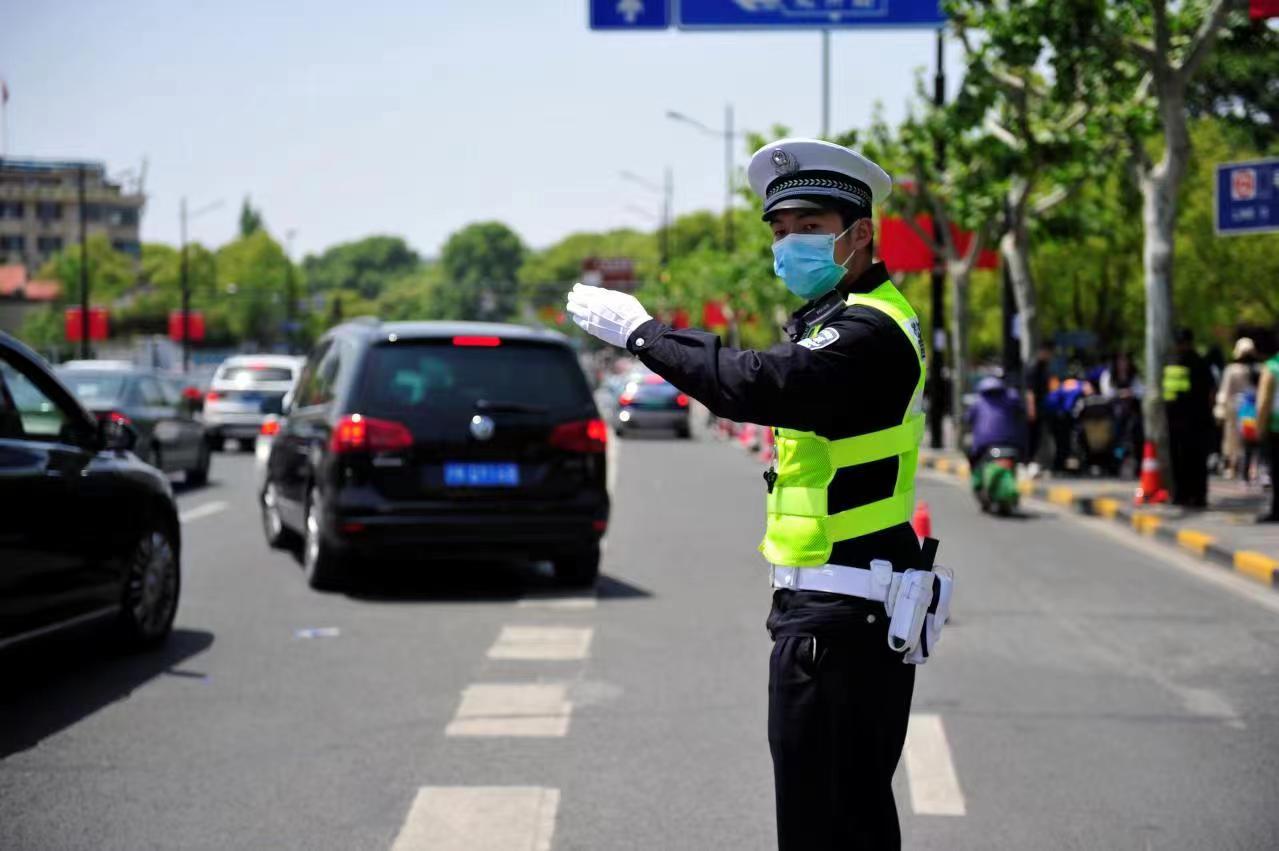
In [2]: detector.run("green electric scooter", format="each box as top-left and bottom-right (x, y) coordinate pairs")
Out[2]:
(971, 445), (1020, 516)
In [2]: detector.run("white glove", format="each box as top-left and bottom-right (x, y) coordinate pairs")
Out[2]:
(565, 283), (653, 349)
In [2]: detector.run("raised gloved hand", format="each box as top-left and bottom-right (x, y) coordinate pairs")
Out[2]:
(565, 283), (653, 349)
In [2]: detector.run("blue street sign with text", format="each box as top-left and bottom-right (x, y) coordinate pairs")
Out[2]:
(590, 0), (671, 29)
(678, 0), (944, 29)
(1216, 159), (1279, 236)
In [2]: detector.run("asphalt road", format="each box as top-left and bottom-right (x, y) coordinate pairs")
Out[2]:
(2, 431), (1278, 850)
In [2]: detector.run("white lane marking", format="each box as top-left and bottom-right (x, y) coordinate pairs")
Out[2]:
(390, 786), (559, 851)
(904, 713), (966, 816)
(517, 592), (598, 610)
(178, 501), (227, 523)
(445, 683), (571, 737)
(486, 626), (593, 661)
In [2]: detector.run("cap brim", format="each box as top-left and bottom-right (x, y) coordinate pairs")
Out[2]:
(760, 197), (828, 221)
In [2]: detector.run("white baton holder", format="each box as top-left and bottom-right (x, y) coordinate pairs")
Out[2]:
(886, 569), (933, 658)
(903, 567), (953, 665)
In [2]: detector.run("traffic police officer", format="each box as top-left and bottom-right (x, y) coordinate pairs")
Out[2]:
(567, 138), (933, 850)
(1163, 327), (1215, 507)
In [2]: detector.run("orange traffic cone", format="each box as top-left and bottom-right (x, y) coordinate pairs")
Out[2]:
(1134, 440), (1169, 505)
(911, 501), (932, 540)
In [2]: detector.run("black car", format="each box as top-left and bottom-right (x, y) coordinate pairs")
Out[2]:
(260, 320), (610, 590)
(0, 333), (181, 651)
(56, 364), (212, 485)
(613, 370), (692, 438)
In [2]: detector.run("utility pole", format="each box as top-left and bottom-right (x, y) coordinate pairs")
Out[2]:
(1001, 196), (1021, 387)
(180, 197), (190, 372)
(662, 165), (673, 268)
(285, 229), (297, 353)
(724, 103), (735, 252)
(928, 29), (946, 450)
(77, 165), (89, 359)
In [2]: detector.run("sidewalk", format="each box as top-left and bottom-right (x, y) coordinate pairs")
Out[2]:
(918, 449), (1279, 590)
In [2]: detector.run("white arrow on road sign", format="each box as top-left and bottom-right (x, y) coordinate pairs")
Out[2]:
(617, 0), (644, 24)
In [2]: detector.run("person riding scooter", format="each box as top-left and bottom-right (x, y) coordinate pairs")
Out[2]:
(965, 375), (1028, 514)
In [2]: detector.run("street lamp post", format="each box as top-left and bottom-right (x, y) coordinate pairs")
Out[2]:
(179, 197), (224, 372)
(666, 106), (740, 251)
(285, 229), (298, 353)
(620, 168), (673, 267)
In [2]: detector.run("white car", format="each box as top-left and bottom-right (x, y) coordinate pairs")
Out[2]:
(203, 355), (303, 450)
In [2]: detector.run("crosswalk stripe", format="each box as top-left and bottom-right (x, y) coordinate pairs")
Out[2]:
(904, 713), (966, 816)
(179, 501), (227, 523)
(445, 683), (572, 737)
(487, 626), (593, 661)
(516, 592), (597, 610)
(390, 786), (559, 851)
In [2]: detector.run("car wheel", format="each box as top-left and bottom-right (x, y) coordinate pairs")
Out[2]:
(207, 435), (225, 452)
(186, 441), (211, 486)
(302, 489), (345, 591)
(261, 481), (299, 550)
(553, 545), (600, 588)
(676, 426), (692, 439)
(116, 524), (180, 648)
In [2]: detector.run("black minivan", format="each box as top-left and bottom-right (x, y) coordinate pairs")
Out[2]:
(260, 320), (610, 590)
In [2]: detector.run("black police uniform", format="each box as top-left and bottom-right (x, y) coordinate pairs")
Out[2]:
(626, 261), (922, 850)
(1167, 348), (1216, 507)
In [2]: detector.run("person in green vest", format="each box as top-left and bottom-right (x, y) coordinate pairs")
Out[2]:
(1256, 346), (1279, 522)
(568, 139), (946, 850)
(1163, 328), (1217, 508)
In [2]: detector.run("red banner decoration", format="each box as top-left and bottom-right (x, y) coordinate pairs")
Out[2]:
(879, 216), (999, 273)
(65, 307), (109, 341)
(168, 310), (206, 342)
(1251, 0), (1279, 20)
(702, 300), (729, 329)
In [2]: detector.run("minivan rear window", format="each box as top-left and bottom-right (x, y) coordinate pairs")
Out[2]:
(218, 365), (295, 383)
(356, 341), (592, 417)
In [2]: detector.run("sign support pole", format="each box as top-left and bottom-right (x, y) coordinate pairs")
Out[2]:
(928, 28), (946, 450)
(821, 30), (830, 138)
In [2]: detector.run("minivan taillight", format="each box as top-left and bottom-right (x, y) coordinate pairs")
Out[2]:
(330, 414), (414, 454)
(549, 418), (608, 453)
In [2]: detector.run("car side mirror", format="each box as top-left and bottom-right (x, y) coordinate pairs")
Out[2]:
(99, 417), (139, 453)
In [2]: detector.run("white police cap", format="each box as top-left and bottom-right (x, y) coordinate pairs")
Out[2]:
(748, 137), (892, 221)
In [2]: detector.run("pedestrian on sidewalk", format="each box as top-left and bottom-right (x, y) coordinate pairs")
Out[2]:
(1215, 337), (1260, 481)
(1101, 351), (1144, 477)
(1164, 328), (1217, 508)
(1256, 347), (1279, 522)
(567, 139), (942, 850)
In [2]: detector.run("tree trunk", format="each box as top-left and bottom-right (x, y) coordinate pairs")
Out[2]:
(1000, 184), (1040, 366)
(948, 260), (971, 449)
(1140, 166), (1178, 476)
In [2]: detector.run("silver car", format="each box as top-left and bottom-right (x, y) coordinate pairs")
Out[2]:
(203, 355), (303, 450)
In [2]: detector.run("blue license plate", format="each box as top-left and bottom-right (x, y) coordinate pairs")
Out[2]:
(444, 462), (520, 487)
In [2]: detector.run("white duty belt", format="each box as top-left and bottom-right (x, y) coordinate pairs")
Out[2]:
(770, 559), (954, 665)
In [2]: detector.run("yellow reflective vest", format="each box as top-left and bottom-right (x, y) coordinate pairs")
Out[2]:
(760, 280), (926, 567)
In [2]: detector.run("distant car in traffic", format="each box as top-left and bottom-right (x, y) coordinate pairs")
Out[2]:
(56, 362), (212, 485)
(260, 319), (610, 590)
(204, 355), (303, 450)
(0, 332), (182, 651)
(614, 371), (691, 438)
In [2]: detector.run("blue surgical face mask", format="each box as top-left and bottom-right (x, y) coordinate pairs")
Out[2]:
(772, 225), (856, 300)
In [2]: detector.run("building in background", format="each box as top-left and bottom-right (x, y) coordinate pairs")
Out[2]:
(0, 157), (145, 274)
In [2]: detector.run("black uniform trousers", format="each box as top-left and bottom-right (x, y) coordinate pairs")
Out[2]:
(768, 591), (916, 850)
(1169, 422), (1210, 507)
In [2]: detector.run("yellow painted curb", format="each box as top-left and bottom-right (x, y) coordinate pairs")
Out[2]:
(1176, 529), (1215, 556)
(1017, 479), (1035, 496)
(1093, 498), (1121, 519)
(935, 458), (953, 473)
(1131, 513), (1161, 536)
(1048, 486), (1075, 507)
(1234, 551), (1279, 585)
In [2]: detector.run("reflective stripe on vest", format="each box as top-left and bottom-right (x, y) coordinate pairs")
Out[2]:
(1163, 364), (1191, 401)
(759, 281), (925, 567)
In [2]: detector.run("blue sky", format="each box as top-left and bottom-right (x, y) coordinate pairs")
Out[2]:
(3, 1), (960, 258)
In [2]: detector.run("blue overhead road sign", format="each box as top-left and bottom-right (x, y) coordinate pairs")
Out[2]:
(1216, 159), (1279, 236)
(590, 0), (671, 29)
(678, 0), (944, 29)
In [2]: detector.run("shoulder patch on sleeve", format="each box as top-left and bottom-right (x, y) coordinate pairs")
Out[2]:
(798, 327), (840, 350)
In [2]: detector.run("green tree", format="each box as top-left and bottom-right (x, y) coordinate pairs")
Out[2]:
(518, 228), (657, 311)
(37, 234), (135, 304)
(215, 230), (293, 345)
(238, 196), (265, 238)
(301, 235), (421, 300)
(436, 221), (526, 321)
(375, 264), (446, 321)
(1187, 10), (1279, 150)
